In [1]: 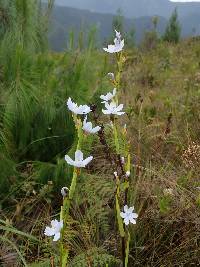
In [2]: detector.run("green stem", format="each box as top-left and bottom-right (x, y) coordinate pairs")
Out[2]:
(59, 116), (83, 267)
(113, 51), (128, 266)
(125, 231), (130, 267)
(113, 119), (120, 155)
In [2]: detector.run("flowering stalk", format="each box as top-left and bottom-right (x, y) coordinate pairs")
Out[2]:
(44, 30), (138, 267)
(114, 51), (127, 267)
(115, 52), (124, 96)
(59, 117), (83, 266)
(103, 30), (138, 267)
(106, 53), (127, 267)
(58, 100), (93, 267)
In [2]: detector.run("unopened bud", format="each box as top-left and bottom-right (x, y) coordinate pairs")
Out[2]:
(107, 72), (115, 81)
(114, 171), (118, 178)
(123, 124), (127, 135)
(121, 157), (125, 164)
(61, 187), (69, 197)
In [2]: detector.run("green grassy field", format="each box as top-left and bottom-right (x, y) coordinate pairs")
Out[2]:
(1, 1), (200, 267)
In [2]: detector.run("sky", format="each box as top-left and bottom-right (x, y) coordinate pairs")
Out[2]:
(169, 0), (200, 2)
(55, 0), (200, 2)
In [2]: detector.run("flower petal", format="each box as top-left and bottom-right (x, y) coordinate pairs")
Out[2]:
(115, 111), (125, 116)
(104, 101), (111, 109)
(102, 109), (111, 115)
(82, 156), (93, 166)
(115, 104), (124, 112)
(53, 232), (61, 241)
(44, 226), (54, 237)
(124, 217), (130, 225)
(127, 206), (134, 213)
(115, 30), (121, 39)
(132, 213), (138, 219)
(124, 205), (128, 212)
(92, 126), (101, 133)
(67, 97), (77, 112)
(51, 219), (59, 228)
(129, 217), (136, 224)
(75, 150), (83, 161)
(65, 155), (75, 166)
(120, 212), (126, 219)
(87, 122), (93, 130)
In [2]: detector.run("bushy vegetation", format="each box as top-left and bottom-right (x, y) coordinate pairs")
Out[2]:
(163, 8), (181, 43)
(1, 1), (200, 267)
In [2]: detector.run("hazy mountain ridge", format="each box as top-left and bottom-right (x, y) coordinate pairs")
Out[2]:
(55, 0), (200, 18)
(49, 5), (167, 51)
(49, 5), (200, 51)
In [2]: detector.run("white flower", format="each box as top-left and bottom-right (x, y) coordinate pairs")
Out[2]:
(102, 102), (125, 116)
(82, 116), (101, 134)
(103, 30), (124, 53)
(100, 88), (116, 103)
(120, 205), (138, 226)
(103, 39), (124, 53)
(114, 171), (118, 177)
(121, 157), (125, 164)
(65, 150), (93, 168)
(67, 97), (91, 115)
(44, 219), (63, 241)
(125, 171), (130, 177)
(61, 187), (69, 197)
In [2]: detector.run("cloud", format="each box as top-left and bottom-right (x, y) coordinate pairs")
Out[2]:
(169, 0), (200, 2)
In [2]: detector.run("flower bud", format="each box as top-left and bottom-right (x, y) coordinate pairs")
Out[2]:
(114, 171), (118, 178)
(123, 124), (127, 135)
(121, 157), (125, 164)
(107, 72), (115, 80)
(61, 187), (69, 197)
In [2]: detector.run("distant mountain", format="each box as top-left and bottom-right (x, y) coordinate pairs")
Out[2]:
(54, 0), (200, 18)
(49, 5), (167, 51)
(49, 5), (200, 51)
(180, 13), (200, 37)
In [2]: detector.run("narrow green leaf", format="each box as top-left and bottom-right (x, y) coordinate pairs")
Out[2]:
(69, 169), (77, 200)
(61, 249), (69, 267)
(0, 225), (39, 242)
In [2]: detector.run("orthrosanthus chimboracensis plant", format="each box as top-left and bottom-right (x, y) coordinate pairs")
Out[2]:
(102, 30), (138, 267)
(44, 30), (138, 267)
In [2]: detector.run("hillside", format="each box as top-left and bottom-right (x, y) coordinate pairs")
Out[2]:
(54, 0), (200, 18)
(49, 5), (167, 51)
(49, 5), (200, 51)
